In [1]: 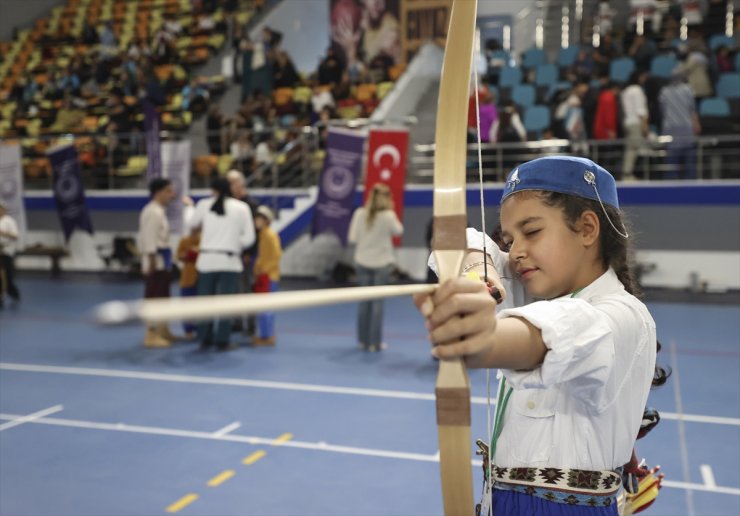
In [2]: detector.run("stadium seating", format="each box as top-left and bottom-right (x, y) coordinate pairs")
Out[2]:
(610, 57), (635, 84)
(699, 97), (730, 117)
(716, 73), (740, 99)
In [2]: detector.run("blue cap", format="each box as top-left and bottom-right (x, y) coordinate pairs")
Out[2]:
(501, 156), (620, 209)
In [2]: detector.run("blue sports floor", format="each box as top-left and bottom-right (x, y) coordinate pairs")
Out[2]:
(0, 275), (738, 516)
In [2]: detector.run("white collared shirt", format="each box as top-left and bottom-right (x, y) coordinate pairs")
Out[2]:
(430, 229), (657, 470)
(0, 214), (19, 255)
(189, 196), (255, 273)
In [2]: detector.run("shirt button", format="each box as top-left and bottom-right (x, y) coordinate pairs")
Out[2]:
(527, 400), (535, 410)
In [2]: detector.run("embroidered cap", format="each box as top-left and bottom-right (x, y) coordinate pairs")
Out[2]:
(501, 156), (620, 209)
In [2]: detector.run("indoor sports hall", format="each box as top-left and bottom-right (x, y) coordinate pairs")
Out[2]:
(1, 1), (739, 515)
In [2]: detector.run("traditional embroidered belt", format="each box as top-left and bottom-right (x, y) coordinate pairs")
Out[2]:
(492, 466), (621, 507)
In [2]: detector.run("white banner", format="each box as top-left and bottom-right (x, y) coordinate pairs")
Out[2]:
(161, 140), (191, 235)
(0, 142), (27, 246)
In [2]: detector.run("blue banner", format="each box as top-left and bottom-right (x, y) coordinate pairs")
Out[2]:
(48, 144), (93, 242)
(312, 129), (366, 245)
(143, 99), (162, 180)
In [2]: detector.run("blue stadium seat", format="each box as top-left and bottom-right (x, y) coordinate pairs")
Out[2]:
(699, 97), (730, 117)
(670, 38), (685, 49)
(650, 54), (678, 79)
(523, 105), (551, 137)
(535, 64), (558, 87)
(512, 84), (536, 108)
(735, 53), (740, 73)
(709, 34), (734, 51)
(610, 57), (635, 83)
(499, 66), (523, 88)
(558, 46), (579, 68)
(522, 48), (547, 69)
(716, 73), (740, 99)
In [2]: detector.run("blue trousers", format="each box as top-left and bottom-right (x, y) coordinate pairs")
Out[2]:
(355, 264), (393, 347)
(493, 489), (618, 515)
(197, 271), (240, 345)
(256, 280), (278, 339)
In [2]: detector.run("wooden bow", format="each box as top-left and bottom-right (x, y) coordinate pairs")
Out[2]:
(431, 0), (477, 513)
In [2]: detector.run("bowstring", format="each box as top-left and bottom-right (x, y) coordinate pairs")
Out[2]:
(472, 37), (494, 515)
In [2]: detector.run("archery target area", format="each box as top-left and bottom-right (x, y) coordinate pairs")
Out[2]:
(0, 275), (738, 516)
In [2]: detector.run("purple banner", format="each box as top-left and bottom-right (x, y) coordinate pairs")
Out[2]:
(48, 144), (93, 242)
(143, 100), (162, 180)
(312, 128), (366, 245)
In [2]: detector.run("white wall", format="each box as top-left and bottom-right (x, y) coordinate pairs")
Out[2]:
(250, 0), (331, 75)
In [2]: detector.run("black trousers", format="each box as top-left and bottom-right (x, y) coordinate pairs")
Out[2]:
(0, 253), (20, 301)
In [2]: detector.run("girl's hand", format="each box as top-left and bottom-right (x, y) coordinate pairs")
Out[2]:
(413, 277), (499, 361)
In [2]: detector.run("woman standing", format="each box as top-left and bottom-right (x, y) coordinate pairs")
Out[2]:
(189, 178), (255, 351)
(348, 183), (403, 352)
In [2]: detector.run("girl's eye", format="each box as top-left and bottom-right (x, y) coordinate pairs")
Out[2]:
(525, 229), (541, 237)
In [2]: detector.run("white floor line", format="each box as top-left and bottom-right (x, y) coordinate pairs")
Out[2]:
(212, 422), (241, 437)
(670, 340), (696, 516)
(0, 412), (738, 497)
(3, 362), (739, 427)
(700, 464), (717, 488)
(0, 405), (63, 432)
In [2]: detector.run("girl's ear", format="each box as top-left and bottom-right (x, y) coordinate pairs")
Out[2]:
(579, 210), (601, 247)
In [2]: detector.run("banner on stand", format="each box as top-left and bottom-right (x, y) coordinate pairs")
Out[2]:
(0, 142), (27, 246)
(161, 140), (191, 235)
(364, 127), (409, 245)
(312, 128), (366, 245)
(48, 144), (93, 241)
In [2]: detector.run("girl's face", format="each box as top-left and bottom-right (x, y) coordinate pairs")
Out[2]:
(500, 193), (597, 299)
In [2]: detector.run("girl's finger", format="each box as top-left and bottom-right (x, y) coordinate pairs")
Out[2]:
(428, 307), (495, 346)
(427, 290), (496, 329)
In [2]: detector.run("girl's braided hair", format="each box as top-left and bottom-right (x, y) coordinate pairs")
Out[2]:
(538, 191), (671, 387)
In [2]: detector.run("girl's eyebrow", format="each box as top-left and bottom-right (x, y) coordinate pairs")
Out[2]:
(500, 216), (543, 240)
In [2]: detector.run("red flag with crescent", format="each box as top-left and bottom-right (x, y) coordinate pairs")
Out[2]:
(363, 128), (409, 246)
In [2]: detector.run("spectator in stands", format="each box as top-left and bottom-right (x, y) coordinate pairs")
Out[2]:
(227, 169), (259, 336)
(0, 201), (20, 309)
(627, 34), (657, 71)
(715, 45), (734, 73)
(593, 32), (621, 77)
(190, 177), (255, 351)
(181, 78), (210, 113)
(273, 51), (300, 89)
(311, 83), (336, 123)
(207, 104), (226, 154)
(678, 42), (713, 101)
(622, 71), (650, 181)
(55, 68), (81, 99)
(250, 27), (276, 98)
(478, 89), (498, 144)
(99, 21), (118, 60)
(593, 81), (620, 140)
(254, 134), (274, 169)
(252, 205), (282, 346)
(659, 67), (701, 179)
(490, 101), (526, 143)
(230, 130), (254, 171)
(571, 47), (595, 82)
(318, 47), (344, 86)
(595, 0), (617, 35)
(367, 52), (393, 82)
(555, 83), (589, 154)
(80, 20), (99, 46)
(138, 178), (178, 348)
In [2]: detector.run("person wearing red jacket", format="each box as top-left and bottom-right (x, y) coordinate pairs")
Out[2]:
(593, 81), (621, 140)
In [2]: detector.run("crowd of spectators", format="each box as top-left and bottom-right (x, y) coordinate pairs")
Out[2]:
(472, 0), (739, 180)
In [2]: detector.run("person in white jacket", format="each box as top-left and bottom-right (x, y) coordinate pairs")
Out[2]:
(348, 183), (403, 351)
(189, 177), (255, 351)
(417, 156), (665, 515)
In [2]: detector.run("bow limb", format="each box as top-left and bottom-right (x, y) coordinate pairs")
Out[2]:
(432, 1), (477, 514)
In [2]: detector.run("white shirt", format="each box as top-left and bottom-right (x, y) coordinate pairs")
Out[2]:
(429, 229), (657, 471)
(189, 196), (255, 273)
(137, 201), (169, 273)
(348, 208), (403, 268)
(0, 214), (19, 255)
(621, 84), (648, 127)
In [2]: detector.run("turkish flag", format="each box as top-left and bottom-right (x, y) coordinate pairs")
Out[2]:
(363, 128), (409, 246)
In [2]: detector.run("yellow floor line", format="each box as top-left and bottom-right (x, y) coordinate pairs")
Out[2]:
(207, 469), (235, 487)
(242, 450), (266, 465)
(273, 432), (293, 444)
(165, 493), (199, 513)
